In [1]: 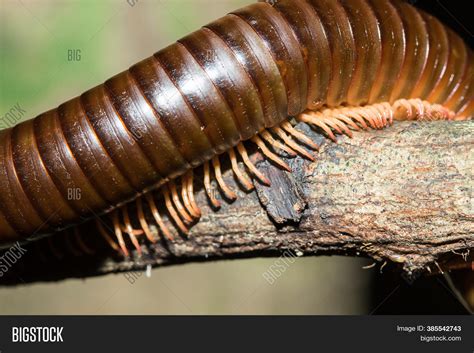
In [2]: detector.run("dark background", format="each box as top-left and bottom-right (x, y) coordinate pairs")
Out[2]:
(414, 0), (473, 48)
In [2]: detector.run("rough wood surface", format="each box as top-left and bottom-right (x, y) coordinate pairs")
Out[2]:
(1, 120), (472, 285)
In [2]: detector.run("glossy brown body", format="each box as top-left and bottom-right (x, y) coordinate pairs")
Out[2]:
(0, 0), (472, 244)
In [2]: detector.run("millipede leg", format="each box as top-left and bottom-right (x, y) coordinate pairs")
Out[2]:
(333, 112), (362, 131)
(322, 114), (353, 138)
(339, 109), (369, 129)
(185, 170), (201, 218)
(355, 107), (379, 129)
(260, 130), (297, 157)
(318, 110), (346, 136)
(113, 210), (129, 257)
(392, 98), (455, 121)
(373, 105), (389, 128)
(121, 206), (142, 255)
(96, 219), (120, 252)
(236, 143), (270, 186)
(299, 113), (338, 142)
(379, 102), (394, 125)
(251, 135), (291, 172)
(169, 181), (193, 223)
(212, 156), (237, 201)
(371, 105), (387, 127)
(393, 99), (414, 120)
(413, 99), (425, 120)
(163, 188), (189, 235)
(180, 174), (200, 219)
(204, 161), (221, 208)
(228, 148), (254, 191)
(136, 198), (157, 243)
(422, 101), (433, 121)
(300, 99), (455, 141)
(281, 121), (319, 150)
(145, 194), (173, 240)
(272, 127), (315, 161)
(311, 114), (339, 140)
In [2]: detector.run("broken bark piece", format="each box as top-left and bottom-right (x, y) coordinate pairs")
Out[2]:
(254, 160), (307, 225)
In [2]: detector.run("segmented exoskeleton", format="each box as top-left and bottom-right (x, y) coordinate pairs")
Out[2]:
(0, 0), (472, 258)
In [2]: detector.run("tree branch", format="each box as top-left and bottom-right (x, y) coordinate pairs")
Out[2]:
(1, 120), (473, 285)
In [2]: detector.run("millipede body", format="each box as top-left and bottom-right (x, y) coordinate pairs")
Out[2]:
(0, 0), (472, 257)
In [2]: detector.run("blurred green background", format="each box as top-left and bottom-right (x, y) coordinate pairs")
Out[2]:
(0, 0), (373, 314)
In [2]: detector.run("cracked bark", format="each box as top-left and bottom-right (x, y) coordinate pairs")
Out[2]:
(1, 120), (473, 285)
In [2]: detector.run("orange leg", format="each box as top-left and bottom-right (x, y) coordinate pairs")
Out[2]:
(212, 155), (237, 201)
(281, 121), (319, 150)
(204, 161), (221, 208)
(96, 219), (120, 252)
(181, 174), (200, 219)
(185, 170), (201, 218)
(333, 111), (362, 131)
(112, 210), (129, 257)
(272, 127), (315, 161)
(237, 143), (270, 186)
(338, 108), (369, 129)
(260, 130), (297, 157)
(136, 198), (157, 243)
(121, 206), (142, 255)
(251, 135), (291, 172)
(145, 193), (173, 240)
(322, 114), (353, 138)
(169, 181), (193, 224)
(229, 148), (254, 191)
(163, 188), (189, 235)
(299, 112), (338, 142)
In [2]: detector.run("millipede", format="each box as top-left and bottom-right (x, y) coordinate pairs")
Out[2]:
(0, 0), (472, 262)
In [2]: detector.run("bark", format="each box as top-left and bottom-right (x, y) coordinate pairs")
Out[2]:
(1, 120), (473, 285)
